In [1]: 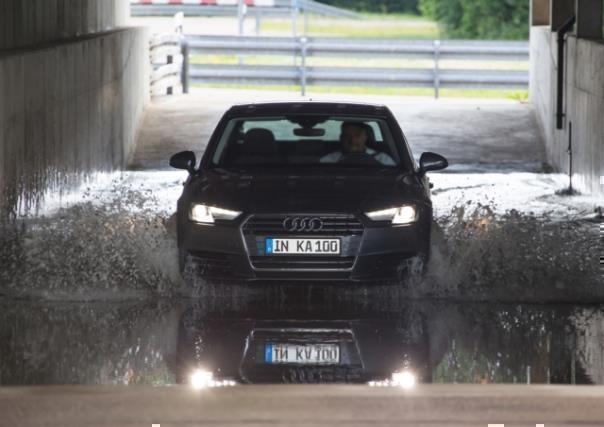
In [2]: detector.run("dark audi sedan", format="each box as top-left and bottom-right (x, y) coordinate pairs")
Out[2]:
(170, 102), (448, 284)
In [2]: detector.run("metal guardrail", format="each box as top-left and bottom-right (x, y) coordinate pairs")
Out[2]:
(131, 0), (360, 19)
(187, 36), (529, 60)
(184, 35), (530, 97)
(190, 65), (528, 89)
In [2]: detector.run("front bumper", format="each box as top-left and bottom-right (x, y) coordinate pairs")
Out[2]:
(179, 213), (429, 281)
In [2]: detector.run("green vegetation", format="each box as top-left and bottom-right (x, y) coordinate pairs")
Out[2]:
(418, 0), (529, 40)
(314, 0), (530, 40)
(260, 14), (439, 39)
(193, 83), (528, 101)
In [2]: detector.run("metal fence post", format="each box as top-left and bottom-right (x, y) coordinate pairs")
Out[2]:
(181, 36), (190, 94)
(300, 37), (307, 97)
(291, 0), (299, 38)
(237, 0), (245, 35)
(433, 39), (441, 99)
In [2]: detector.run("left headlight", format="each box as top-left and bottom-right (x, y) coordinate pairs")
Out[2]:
(189, 204), (242, 223)
(365, 205), (418, 225)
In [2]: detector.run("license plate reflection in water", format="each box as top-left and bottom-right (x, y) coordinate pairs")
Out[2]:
(265, 344), (340, 365)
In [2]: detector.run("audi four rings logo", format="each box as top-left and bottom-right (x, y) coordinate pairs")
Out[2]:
(283, 217), (324, 232)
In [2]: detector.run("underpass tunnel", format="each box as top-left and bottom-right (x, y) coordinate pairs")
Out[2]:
(0, 0), (601, 298)
(0, 0), (150, 219)
(1, 1), (604, 422)
(0, 0), (602, 220)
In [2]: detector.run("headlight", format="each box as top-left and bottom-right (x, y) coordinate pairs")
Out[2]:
(391, 370), (417, 389)
(366, 205), (418, 224)
(189, 204), (241, 223)
(190, 369), (214, 389)
(190, 369), (237, 389)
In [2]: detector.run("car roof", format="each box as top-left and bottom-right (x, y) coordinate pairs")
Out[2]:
(226, 101), (391, 117)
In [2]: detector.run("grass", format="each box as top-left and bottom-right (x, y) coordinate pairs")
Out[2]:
(259, 13), (440, 39)
(193, 83), (529, 100)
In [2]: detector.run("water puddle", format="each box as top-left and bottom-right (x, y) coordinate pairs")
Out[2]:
(1, 297), (603, 386)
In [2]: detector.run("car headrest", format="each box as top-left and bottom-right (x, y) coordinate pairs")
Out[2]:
(243, 128), (276, 156)
(359, 123), (377, 146)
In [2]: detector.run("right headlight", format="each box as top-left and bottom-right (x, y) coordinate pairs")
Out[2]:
(189, 204), (242, 224)
(365, 205), (418, 225)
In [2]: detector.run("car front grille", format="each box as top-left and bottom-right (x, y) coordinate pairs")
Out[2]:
(249, 256), (355, 270)
(242, 214), (364, 236)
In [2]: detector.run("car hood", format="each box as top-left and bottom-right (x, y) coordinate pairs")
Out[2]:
(187, 170), (425, 213)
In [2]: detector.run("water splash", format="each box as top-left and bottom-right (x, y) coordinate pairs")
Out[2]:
(0, 172), (601, 302)
(0, 180), (182, 300)
(419, 203), (601, 302)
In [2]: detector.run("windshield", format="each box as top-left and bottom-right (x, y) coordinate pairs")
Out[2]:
(210, 115), (403, 169)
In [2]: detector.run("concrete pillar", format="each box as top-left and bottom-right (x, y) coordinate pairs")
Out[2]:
(575, 0), (603, 38)
(550, 0), (576, 30)
(532, 0), (551, 25)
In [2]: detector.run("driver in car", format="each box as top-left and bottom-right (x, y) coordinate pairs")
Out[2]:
(320, 121), (396, 166)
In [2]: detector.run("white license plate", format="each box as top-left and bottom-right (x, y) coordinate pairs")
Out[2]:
(265, 343), (340, 365)
(265, 238), (341, 255)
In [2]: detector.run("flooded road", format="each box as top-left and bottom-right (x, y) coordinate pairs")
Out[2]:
(1, 296), (604, 386)
(0, 168), (602, 388)
(0, 170), (601, 302)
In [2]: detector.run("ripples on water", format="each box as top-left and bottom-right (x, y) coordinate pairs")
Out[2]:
(0, 172), (600, 302)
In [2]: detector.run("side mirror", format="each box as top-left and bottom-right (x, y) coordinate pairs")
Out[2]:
(170, 151), (196, 173)
(419, 152), (448, 175)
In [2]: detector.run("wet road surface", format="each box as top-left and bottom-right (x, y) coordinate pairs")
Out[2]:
(2, 294), (604, 426)
(2, 296), (604, 386)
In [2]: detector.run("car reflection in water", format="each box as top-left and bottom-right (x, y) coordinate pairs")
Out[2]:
(175, 303), (432, 385)
(172, 290), (603, 386)
(1, 289), (603, 386)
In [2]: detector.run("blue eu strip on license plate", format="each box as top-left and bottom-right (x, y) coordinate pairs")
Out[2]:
(265, 343), (273, 362)
(265, 238), (274, 254)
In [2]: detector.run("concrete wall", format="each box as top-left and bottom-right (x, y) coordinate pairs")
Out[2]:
(0, 0), (129, 50)
(530, 26), (604, 197)
(0, 0), (149, 217)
